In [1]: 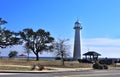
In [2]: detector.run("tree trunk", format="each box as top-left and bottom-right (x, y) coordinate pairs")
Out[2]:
(36, 53), (39, 61)
(61, 52), (64, 66)
(61, 58), (64, 66)
(27, 53), (29, 61)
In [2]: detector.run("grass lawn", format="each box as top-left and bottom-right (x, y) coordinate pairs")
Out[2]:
(0, 58), (92, 70)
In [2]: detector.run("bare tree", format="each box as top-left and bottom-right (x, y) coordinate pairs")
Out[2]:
(53, 39), (70, 65)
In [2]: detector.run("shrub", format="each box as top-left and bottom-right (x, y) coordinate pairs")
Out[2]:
(8, 51), (18, 58)
(103, 64), (108, 69)
(31, 64), (44, 71)
(93, 62), (103, 69)
(93, 62), (108, 69)
(38, 64), (44, 70)
(78, 59), (92, 63)
(55, 57), (61, 60)
(31, 65), (36, 70)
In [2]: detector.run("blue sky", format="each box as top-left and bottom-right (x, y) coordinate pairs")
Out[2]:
(1, 0), (120, 58)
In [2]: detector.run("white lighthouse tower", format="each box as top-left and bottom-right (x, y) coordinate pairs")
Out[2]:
(73, 20), (82, 60)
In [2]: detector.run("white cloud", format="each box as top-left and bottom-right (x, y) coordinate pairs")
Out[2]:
(82, 38), (120, 47)
(81, 38), (120, 58)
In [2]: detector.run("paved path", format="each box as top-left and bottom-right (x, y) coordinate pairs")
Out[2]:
(0, 70), (120, 77)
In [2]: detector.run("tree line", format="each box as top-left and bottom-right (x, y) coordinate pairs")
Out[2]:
(0, 18), (70, 64)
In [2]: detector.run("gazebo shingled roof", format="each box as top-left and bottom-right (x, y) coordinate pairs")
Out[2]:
(83, 51), (101, 56)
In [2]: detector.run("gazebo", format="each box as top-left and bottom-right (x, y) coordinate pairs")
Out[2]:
(83, 51), (101, 61)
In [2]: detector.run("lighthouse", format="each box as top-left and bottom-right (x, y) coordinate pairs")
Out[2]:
(73, 20), (82, 60)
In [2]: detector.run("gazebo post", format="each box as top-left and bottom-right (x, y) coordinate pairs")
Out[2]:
(93, 55), (94, 61)
(85, 55), (87, 60)
(96, 55), (98, 60)
(90, 55), (91, 61)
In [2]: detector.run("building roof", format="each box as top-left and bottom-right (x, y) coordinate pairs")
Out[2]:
(83, 51), (101, 56)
